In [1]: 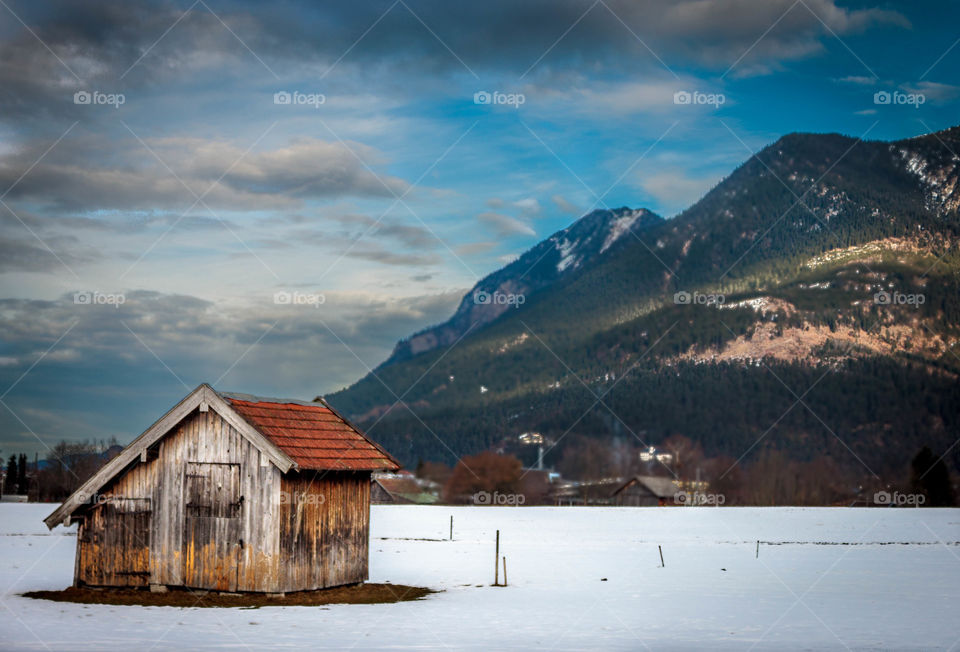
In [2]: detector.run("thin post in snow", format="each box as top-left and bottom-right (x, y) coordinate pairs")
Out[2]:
(494, 529), (500, 586)
(658, 544), (664, 568)
(502, 556), (508, 587)
(756, 540), (759, 559)
(450, 515), (453, 541)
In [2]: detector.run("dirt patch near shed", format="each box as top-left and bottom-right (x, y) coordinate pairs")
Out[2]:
(22, 583), (435, 608)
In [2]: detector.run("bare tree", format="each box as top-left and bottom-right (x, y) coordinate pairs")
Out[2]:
(442, 451), (523, 503)
(36, 439), (116, 502)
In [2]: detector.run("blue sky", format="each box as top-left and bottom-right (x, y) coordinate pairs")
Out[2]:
(0, 0), (958, 456)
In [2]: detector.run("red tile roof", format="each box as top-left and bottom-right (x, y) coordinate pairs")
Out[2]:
(225, 397), (400, 472)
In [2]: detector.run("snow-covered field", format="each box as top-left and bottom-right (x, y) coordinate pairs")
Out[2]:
(1, 504), (958, 651)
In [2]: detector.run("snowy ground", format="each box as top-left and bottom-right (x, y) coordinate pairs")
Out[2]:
(1, 504), (958, 651)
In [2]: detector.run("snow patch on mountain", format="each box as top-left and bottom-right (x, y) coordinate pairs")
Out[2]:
(552, 208), (656, 273)
(600, 210), (645, 253)
(555, 237), (580, 272)
(900, 149), (935, 186)
(897, 147), (960, 215)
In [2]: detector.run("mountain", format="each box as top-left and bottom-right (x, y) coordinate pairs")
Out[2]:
(326, 126), (960, 484)
(384, 207), (662, 366)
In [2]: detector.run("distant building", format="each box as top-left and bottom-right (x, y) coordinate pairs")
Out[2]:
(639, 446), (674, 465)
(371, 472), (438, 504)
(518, 432), (544, 445)
(612, 476), (681, 506)
(549, 477), (625, 506)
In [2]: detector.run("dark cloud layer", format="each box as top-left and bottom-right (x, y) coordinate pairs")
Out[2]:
(0, 288), (462, 450)
(1, 0), (907, 124)
(0, 134), (408, 213)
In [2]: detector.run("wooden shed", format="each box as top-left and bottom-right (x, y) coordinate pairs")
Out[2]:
(44, 384), (399, 593)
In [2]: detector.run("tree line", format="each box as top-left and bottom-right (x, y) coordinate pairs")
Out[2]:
(2, 454), (28, 496)
(427, 439), (956, 507)
(1, 439), (119, 502)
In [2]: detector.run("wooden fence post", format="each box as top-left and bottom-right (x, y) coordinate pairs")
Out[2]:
(494, 530), (500, 586)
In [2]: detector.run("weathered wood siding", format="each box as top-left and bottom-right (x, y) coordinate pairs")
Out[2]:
(278, 471), (371, 591)
(75, 498), (151, 587)
(75, 408), (283, 591)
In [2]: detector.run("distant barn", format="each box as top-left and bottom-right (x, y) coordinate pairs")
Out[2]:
(44, 384), (399, 593)
(611, 476), (680, 506)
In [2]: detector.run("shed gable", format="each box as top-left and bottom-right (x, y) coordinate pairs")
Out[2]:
(44, 384), (295, 530)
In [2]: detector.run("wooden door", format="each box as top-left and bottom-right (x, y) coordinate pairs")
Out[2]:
(109, 499), (152, 587)
(183, 462), (241, 591)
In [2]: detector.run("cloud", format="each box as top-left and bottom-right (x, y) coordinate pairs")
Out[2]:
(0, 0), (909, 128)
(0, 233), (99, 274)
(0, 237), (68, 273)
(837, 75), (878, 86)
(551, 194), (580, 215)
(0, 287), (463, 393)
(900, 81), (960, 103)
(0, 135), (408, 214)
(483, 198), (540, 218)
(513, 198), (541, 217)
(169, 137), (408, 200)
(551, 79), (697, 115)
(0, 287), (467, 450)
(637, 169), (722, 213)
(655, 0), (907, 76)
(340, 246), (442, 267)
(455, 241), (497, 256)
(322, 213), (437, 249)
(292, 212), (442, 266)
(476, 212), (536, 238)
